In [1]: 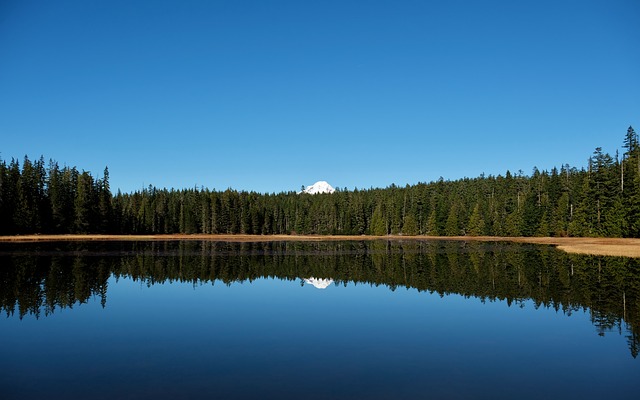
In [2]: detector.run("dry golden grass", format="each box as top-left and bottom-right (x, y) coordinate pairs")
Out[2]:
(419, 236), (640, 258)
(1, 234), (639, 258)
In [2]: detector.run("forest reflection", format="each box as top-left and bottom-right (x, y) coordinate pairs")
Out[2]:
(1, 240), (639, 357)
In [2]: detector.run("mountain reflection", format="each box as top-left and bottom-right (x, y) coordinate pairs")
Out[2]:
(1, 240), (639, 357)
(303, 277), (334, 289)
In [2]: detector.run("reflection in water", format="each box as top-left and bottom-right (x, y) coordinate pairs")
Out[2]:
(1, 240), (639, 357)
(303, 277), (334, 289)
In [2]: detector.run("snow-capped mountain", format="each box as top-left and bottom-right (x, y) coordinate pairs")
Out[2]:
(299, 181), (335, 194)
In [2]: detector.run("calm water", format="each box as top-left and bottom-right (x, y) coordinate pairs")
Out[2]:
(1, 240), (639, 399)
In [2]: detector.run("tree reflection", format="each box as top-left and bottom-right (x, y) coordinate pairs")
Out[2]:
(1, 240), (639, 357)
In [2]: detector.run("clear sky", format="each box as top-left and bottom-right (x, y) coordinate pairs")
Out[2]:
(1, 0), (639, 193)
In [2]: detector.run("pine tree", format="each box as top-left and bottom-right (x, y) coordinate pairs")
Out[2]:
(74, 171), (94, 233)
(551, 191), (570, 236)
(623, 126), (638, 158)
(622, 126), (640, 237)
(370, 204), (387, 235)
(569, 169), (592, 236)
(402, 214), (418, 235)
(98, 167), (113, 233)
(445, 202), (460, 236)
(504, 210), (523, 236)
(16, 156), (41, 232)
(467, 203), (485, 236)
(0, 158), (7, 234)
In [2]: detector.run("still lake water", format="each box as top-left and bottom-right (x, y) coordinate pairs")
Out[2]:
(1, 240), (639, 399)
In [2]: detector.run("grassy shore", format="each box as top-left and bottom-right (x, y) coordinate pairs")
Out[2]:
(1, 234), (640, 258)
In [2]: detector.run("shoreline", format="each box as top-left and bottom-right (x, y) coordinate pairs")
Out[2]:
(0, 234), (639, 258)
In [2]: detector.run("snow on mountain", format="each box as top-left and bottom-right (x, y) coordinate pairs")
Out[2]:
(299, 181), (335, 195)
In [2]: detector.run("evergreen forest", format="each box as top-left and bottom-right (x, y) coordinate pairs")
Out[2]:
(1, 126), (639, 238)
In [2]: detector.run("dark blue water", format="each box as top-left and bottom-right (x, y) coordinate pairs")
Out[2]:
(1, 241), (638, 399)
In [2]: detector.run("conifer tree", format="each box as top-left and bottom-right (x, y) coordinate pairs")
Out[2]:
(445, 202), (460, 236)
(0, 158), (8, 234)
(504, 209), (523, 236)
(74, 171), (94, 233)
(551, 191), (570, 236)
(467, 203), (485, 236)
(622, 126), (640, 236)
(370, 204), (386, 235)
(98, 167), (113, 233)
(426, 207), (438, 235)
(16, 156), (40, 232)
(402, 214), (418, 235)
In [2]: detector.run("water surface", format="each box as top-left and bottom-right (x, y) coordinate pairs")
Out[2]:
(1, 240), (639, 399)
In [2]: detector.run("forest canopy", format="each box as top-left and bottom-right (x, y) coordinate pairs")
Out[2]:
(1, 126), (639, 238)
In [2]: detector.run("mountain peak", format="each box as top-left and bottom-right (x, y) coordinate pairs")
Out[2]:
(300, 181), (335, 194)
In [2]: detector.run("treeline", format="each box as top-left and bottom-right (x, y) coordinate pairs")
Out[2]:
(0, 157), (112, 234)
(1, 126), (639, 237)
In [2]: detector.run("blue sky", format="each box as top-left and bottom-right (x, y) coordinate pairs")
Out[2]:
(1, 0), (639, 193)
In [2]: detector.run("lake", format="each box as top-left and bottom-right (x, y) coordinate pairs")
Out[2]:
(1, 240), (639, 399)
